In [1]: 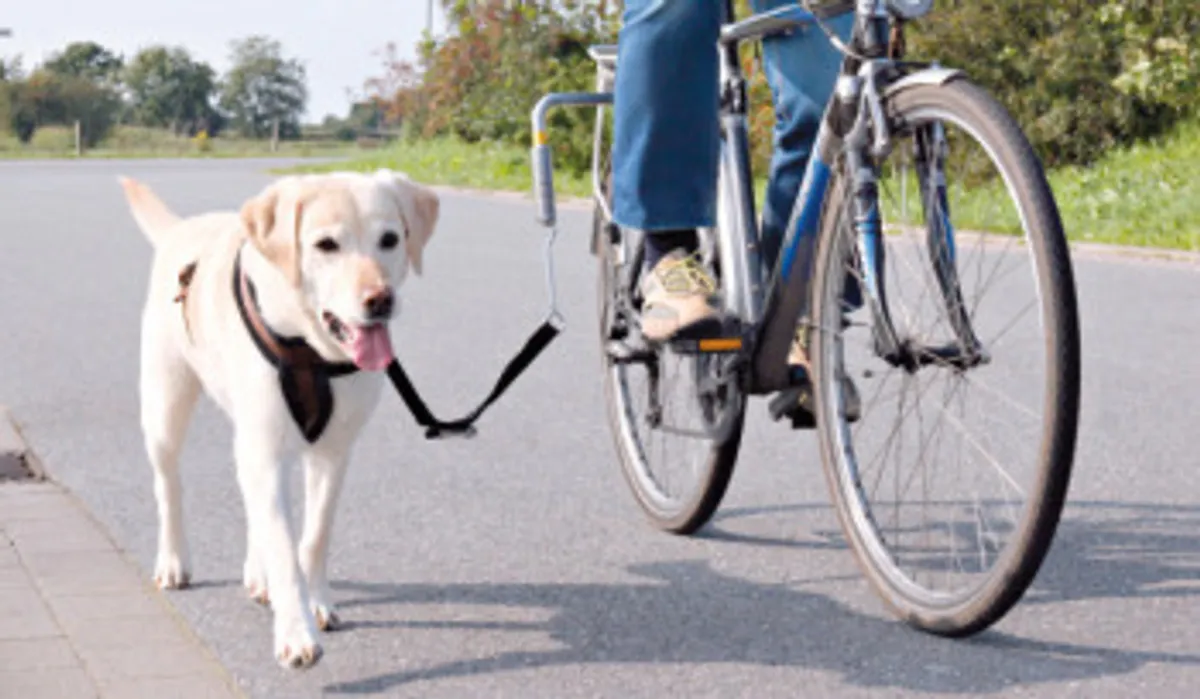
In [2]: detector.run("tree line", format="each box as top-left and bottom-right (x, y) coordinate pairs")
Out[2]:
(0, 36), (307, 146)
(4, 1), (1195, 164)
(363, 0), (1198, 174)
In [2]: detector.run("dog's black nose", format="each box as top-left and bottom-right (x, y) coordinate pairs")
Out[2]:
(364, 288), (394, 320)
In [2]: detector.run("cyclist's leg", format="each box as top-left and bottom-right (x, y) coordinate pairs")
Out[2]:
(752, 1), (853, 272)
(611, 0), (723, 343)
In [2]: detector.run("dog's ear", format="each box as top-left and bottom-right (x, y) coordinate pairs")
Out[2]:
(377, 169), (440, 276)
(240, 181), (304, 286)
(407, 183), (440, 277)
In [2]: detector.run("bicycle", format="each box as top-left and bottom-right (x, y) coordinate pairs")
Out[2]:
(527, 0), (1081, 637)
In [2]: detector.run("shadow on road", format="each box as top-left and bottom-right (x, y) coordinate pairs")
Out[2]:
(704, 498), (1200, 607)
(321, 497), (1200, 695)
(1022, 500), (1200, 606)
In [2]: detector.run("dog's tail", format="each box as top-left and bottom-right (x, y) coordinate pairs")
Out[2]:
(118, 176), (181, 246)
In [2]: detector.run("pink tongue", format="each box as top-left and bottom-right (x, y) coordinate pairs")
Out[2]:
(349, 325), (395, 371)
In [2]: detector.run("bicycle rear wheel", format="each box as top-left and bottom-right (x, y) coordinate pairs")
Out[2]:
(595, 169), (745, 535)
(809, 77), (1081, 636)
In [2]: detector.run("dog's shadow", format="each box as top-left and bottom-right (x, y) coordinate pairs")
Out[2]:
(321, 499), (1200, 695)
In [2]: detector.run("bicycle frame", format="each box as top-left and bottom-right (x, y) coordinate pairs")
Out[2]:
(530, 0), (979, 396)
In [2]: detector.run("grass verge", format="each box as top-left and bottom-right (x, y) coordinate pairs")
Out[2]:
(280, 137), (593, 198)
(288, 120), (1199, 251)
(1040, 119), (1199, 250)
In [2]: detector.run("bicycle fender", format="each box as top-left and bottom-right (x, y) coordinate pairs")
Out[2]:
(881, 67), (965, 100)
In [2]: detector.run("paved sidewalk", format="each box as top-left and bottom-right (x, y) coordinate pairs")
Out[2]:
(0, 479), (244, 699)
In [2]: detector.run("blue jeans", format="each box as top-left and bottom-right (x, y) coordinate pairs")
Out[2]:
(610, 0), (853, 270)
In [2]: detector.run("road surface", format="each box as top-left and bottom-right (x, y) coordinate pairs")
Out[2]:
(1, 159), (1198, 698)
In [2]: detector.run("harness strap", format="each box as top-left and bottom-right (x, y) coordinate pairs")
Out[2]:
(386, 319), (561, 439)
(232, 253), (359, 443)
(174, 262), (199, 344)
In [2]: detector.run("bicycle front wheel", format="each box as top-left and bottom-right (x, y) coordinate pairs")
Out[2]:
(809, 77), (1081, 636)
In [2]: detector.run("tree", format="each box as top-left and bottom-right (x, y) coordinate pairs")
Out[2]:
(0, 57), (21, 134)
(4, 80), (37, 143)
(361, 42), (423, 128)
(124, 46), (218, 136)
(5, 70), (121, 146)
(218, 36), (307, 139)
(391, 0), (618, 172)
(0, 55), (24, 82)
(43, 41), (124, 87)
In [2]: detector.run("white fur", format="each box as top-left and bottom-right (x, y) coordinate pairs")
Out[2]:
(119, 170), (439, 669)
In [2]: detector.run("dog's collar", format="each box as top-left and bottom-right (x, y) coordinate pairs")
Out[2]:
(232, 249), (359, 442)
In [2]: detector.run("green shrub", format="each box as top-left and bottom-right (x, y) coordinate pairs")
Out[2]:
(28, 125), (74, 151)
(906, 0), (1199, 167)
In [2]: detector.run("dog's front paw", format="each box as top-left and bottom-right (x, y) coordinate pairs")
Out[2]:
(274, 616), (323, 669)
(243, 557), (269, 606)
(153, 551), (191, 590)
(313, 601), (340, 632)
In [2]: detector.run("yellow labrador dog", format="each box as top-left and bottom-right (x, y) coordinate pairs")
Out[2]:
(119, 170), (439, 668)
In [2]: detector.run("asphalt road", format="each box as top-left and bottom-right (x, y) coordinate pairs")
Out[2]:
(1, 159), (1199, 698)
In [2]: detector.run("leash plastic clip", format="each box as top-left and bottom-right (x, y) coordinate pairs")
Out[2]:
(425, 424), (478, 440)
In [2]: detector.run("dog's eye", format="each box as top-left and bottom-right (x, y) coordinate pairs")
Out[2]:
(379, 231), (400, 250)
(315, 238), (340, 253)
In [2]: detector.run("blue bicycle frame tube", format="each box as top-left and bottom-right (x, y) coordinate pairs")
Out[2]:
(750, 120), (838, 392)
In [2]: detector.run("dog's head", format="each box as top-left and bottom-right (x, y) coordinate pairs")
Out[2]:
(239, 169), (440, 371)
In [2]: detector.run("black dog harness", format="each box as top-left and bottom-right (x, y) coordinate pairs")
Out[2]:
(210, 251), (560, 444)
(232, 254), (359, 443)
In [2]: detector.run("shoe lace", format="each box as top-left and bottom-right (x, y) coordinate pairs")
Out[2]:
(790, 320), (812, 365)
(657, 253), (717, 295)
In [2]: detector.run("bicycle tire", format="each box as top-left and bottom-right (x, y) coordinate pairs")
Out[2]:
(809, 77), (1081, 636)
(594, 168), (745, 535)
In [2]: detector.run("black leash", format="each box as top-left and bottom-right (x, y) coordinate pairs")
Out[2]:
(385, 318), (562, 439)
(386, 219), (565, 440)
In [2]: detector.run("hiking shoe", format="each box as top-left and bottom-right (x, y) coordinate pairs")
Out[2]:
(788, 324), (813, 372)
(776, 323), (862, 425)
(639, 249), (722, 343)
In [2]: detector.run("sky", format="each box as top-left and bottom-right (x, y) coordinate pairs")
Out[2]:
(0, 0), (447, 122)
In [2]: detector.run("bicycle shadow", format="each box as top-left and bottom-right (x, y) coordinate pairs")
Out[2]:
(321, 532), (1200, 695)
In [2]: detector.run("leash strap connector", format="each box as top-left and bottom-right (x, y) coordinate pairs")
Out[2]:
(425, 425), (478, 440)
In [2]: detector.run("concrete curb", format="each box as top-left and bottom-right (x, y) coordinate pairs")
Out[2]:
(1066, 239), (1200, 265)
(0, 404), (246, 699)
(0, 407), (43, 481)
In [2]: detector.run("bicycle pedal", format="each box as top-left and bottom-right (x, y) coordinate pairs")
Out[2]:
(768, 388), (818, 430)
(667, 317), (746, 355)
(670, 336), (745, 355)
